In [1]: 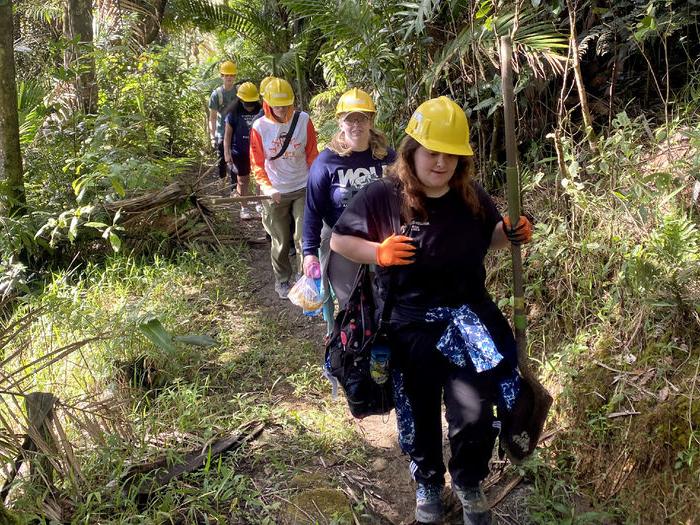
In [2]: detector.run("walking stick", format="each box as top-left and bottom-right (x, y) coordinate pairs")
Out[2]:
(499, 35), (553, 463)
(499, 35), (529, 374)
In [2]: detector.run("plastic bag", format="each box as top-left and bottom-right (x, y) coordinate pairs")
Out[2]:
(288, 275), (324, 316)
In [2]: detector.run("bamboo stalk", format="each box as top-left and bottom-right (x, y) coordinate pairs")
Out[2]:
(200, 195), (272, 205)
(499, 36), (529, 374)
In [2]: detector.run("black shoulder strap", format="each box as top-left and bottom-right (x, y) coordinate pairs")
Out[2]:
(270, 110), (301, 161)
(379, 178), (402, 235)
(377, 178), (402, 332)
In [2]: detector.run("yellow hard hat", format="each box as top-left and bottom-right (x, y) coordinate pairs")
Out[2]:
(335, 88), (376, 116)
(263, 78), (294, 107)
(219, 61), (237, 75)
(405, 96), (473, 156)
(259, 76), (275, 97)
(237, 82), (259, 102)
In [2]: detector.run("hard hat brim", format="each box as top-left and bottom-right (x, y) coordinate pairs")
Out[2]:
(337, 110), (375, 118)
(406, 131), (474, 157)
(238, 94), (260, 102)
(265, 99), (294, 107)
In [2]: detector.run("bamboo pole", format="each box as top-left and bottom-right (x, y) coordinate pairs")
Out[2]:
(499, 36), (528, 374)
(497, 45), (554, 461)
(200, 195), (272, 206)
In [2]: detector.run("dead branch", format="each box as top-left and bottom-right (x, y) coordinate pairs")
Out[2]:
(100, 164), (250, 248)
(119, 421), (265, 499)
(606, 411), (640, 419)
(488, 475), (523, 509)
(1, 393), (58, 502)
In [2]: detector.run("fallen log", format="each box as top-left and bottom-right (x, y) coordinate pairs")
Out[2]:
(100, 164), (273, 248)
(104, 181), (187, 215)
(118, 421), (265, 500)
(103, 165), (217, 216)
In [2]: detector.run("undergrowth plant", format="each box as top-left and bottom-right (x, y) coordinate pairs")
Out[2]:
(486, 108), (700, 523)
(1, 43), (208, 288)
(1, 245), (367, 523)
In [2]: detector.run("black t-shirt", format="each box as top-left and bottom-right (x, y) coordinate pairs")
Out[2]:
(333, 179), (502, 321)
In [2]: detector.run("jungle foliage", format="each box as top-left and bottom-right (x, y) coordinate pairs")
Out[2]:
(1, 0), (699, 523)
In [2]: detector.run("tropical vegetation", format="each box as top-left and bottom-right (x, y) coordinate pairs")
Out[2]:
(1, 0), (699, 523)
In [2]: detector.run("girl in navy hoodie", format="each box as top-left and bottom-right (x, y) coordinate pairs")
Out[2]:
(302, 88), (396, 334)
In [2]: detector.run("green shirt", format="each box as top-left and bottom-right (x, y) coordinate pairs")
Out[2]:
(208, 86), (237, 140)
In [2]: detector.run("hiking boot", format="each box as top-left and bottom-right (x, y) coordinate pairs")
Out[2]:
(274, 281), (291, 299)
(452, 484), (492, 525)
(415, 482), (444, 523)
(239, 206), (253, 220)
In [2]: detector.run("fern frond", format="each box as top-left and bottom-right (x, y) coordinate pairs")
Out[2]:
(166, 0), (264, 46)
(395, 0), (443, 40)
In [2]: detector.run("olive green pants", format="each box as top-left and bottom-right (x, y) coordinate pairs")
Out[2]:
(261, 187), (305, 284)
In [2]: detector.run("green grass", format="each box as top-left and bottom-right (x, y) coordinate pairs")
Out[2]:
(2, 244), (368, 524)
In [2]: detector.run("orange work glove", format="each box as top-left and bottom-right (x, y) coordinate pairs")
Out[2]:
(376, 234), (416, 267)
(502, 215), (533, 245)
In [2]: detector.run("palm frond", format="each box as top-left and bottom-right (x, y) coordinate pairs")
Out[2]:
(420, 23), (479, 92)
(167, 0), (256, 37)
(282, 0), (380, 46)
(394, 0), (443, 40)
(19, 107), (46, 147)
(490, 6), (568, 77)
(16, 80), (46, 115)
(16, 0), (62, 24)
(116, 0), (157, 19)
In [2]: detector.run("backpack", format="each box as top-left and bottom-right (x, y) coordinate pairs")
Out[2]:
(324, 264), (394, 418)
(498, 370), (553, 463)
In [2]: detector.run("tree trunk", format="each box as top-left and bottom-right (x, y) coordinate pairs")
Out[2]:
(63, 0), (97, 114)
(138, 0), (168, 47)
(0, 0), (26, 218)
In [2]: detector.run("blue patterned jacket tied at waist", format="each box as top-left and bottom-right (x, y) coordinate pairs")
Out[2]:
(393, 303), (521, 454)
(424, 304), (520, 411)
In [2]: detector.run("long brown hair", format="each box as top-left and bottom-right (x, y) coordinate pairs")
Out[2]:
(386, 136), (480, 222)
(328, 115), (389, 159)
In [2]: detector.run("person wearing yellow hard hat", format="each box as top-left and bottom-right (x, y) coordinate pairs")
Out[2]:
(208, 60), (238, 189)
(250, 77), (319, 299)
(222, 81), (262, 219)
(246, 75), (276, 214)
(301, 88), (396, 335)
(258, 75), (275, 98)
(330, 96), (532, 525)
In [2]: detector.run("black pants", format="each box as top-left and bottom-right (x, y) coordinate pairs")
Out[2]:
(391, 322), (500, 488)
(217, 141), (227, 179)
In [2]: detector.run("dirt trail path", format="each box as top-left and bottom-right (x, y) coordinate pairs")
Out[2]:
(223, 201), (531, 525)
